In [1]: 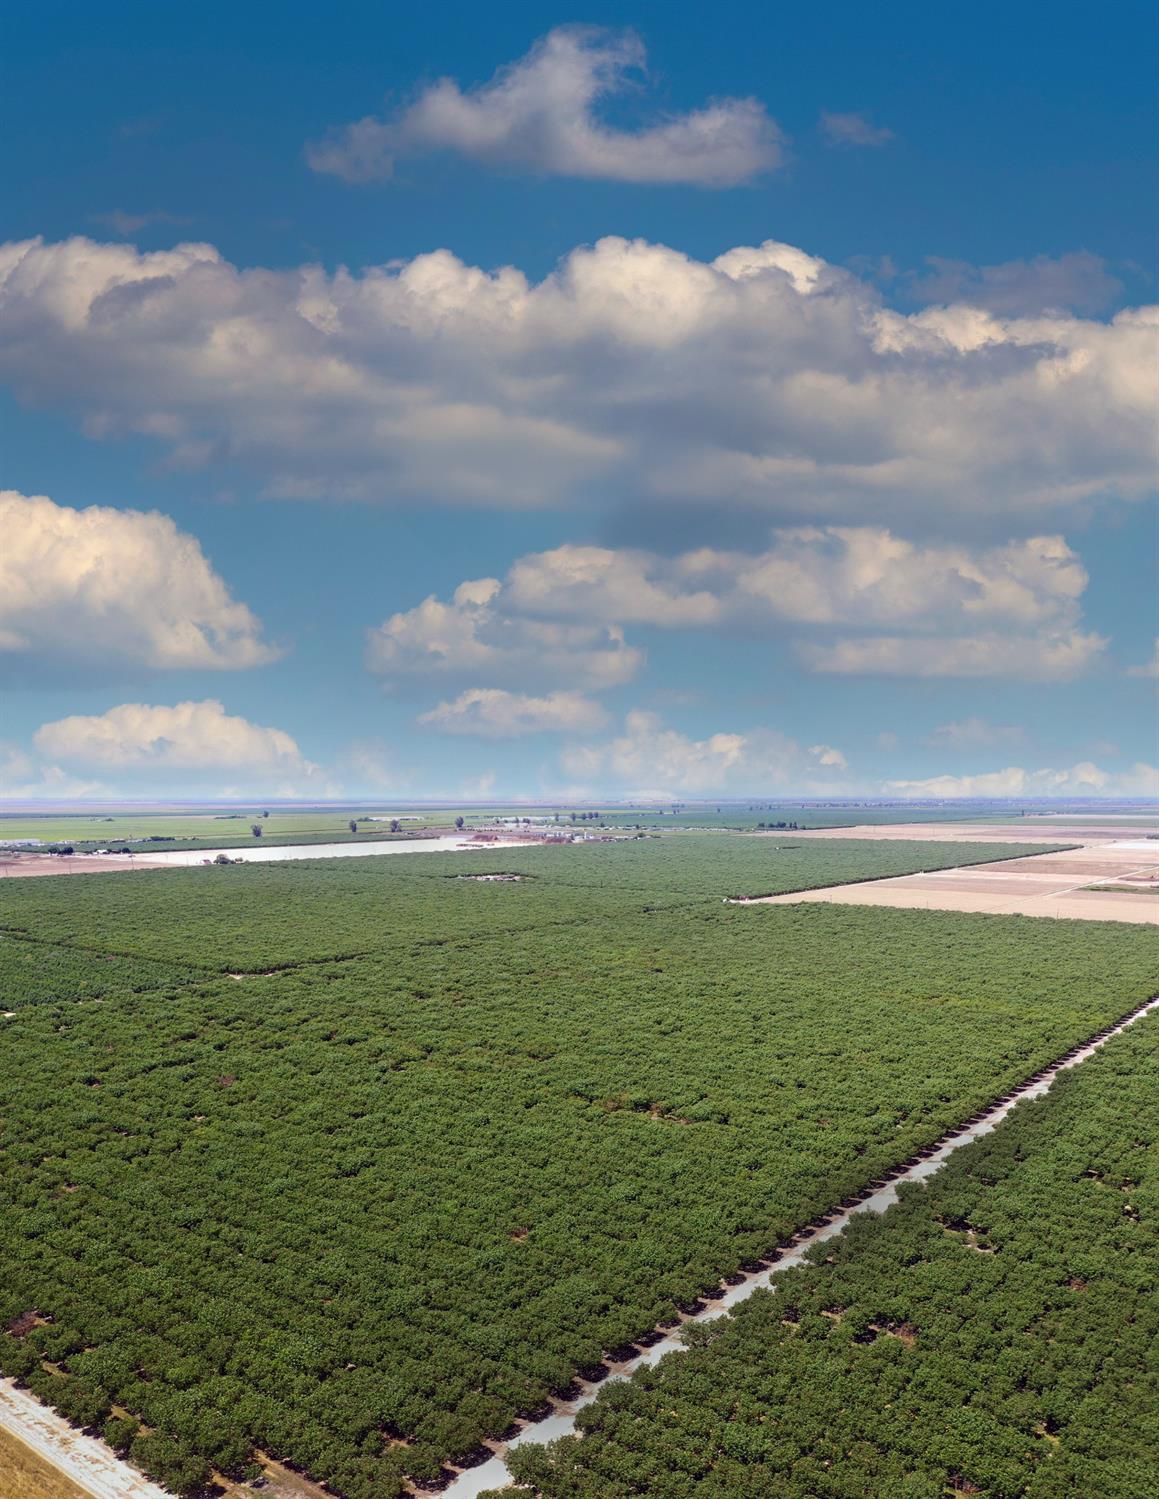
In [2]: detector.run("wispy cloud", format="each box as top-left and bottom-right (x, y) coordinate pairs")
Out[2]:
(906, 251), (1122, 316)
(0, 744), (106, 802)
(116, 115), (165, 140)
(308, 26), (783, 187)
(923, 718), (1025, 749)
(419, 688), (608, 738)
(90, 209), (192, 236)
(885, 761), (1158, 798)
(819, 110), (894, 148)
(561, 711), (852, 796)
(1127, 638), (1159, 679)
(800, 631), (1105, 681)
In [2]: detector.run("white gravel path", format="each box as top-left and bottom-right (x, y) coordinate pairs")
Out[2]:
(0, 1380), (169, 1498)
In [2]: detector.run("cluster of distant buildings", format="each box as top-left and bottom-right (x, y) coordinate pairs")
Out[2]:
(472, 824), (632, 846)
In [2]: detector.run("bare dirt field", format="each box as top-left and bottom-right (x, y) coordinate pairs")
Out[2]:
(743, 821), (1159, 924)
(0, 854), (168, 879)
(0, 1424), (92, 1499)
(967, 856), (1144, 877)
(767, 819), (1154, 844)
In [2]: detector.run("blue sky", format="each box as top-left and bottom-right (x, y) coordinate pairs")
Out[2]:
(1, 1), (1156, 801)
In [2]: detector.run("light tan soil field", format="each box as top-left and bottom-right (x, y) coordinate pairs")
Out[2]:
(0, 1424), (91, 1499)
(772, 819), (1155, 844)
(744, 821), (1159, 924)
(0, 854), (170, 879)
(0, 1381), (168, 1499)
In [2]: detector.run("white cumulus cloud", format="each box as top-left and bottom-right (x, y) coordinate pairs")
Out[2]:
(34, 700), (317, 777)
(0, 234), (1152, 521)
(505, 544), (723, 626)
(809, 743), (848, 769)
(507, 530), (1089, 626)
(480, 530), (1104, 679)
(0, 490), (276, 676)
(419, 687), (608, 737)
(307, 27), (783, 187)
(884, 761), (1159, 798)
(560, 710), (850, 796)
(366, 579), (642, 690)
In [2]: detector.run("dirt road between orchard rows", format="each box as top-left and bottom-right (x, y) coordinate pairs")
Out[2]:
(430, 989), (1159, 1496)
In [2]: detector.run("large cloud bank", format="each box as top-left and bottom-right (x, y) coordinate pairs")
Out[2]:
(372, 529), (1104, 684)
(0, 235), (1152, 520)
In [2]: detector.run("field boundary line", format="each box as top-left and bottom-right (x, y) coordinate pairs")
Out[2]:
(722, 841), (1074, 903)
(0, 898), (711, 978)
(0, 928), (235, 977)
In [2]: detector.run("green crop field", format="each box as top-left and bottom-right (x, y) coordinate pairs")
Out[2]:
(0, 937), (200, 1011)
(0, 834), (1059, 970)
(0, 835), (1155, 1497)
(501, 1014), (1159, 1499)
(0, 798), (1050, 852)
(590, 805), (1022, 831)
(0, 808), (449, 853)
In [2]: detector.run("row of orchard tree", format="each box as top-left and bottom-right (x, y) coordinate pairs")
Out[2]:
(502, 1018), (1159, 1499)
